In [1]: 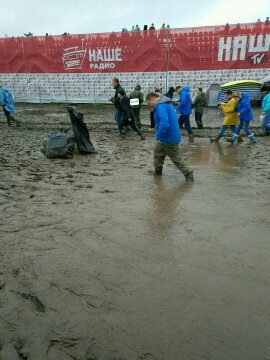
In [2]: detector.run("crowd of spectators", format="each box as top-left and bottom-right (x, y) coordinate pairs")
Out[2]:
(2, 16), (269, 38)
(122, 23), (170, 32)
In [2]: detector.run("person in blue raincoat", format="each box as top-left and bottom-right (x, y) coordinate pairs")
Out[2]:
(227, 92), (256, 143)
(146, 91), (194, 181)
(0, 85), (21, 126)
(176, 86), (194, 142)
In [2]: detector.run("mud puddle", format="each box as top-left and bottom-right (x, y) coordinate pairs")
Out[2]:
(0, 105), (269, 360)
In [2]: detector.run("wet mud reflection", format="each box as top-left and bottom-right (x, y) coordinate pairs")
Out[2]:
(0, 104), (269, 359)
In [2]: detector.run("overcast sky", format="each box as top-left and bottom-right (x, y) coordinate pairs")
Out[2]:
(0, 0), (269, 37)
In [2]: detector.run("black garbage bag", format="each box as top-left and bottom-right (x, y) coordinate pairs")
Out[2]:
(66, 106), (95, 154)
(40, 131), (75, 159)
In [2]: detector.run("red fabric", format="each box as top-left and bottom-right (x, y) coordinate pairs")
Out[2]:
(0, 23), (269, 74)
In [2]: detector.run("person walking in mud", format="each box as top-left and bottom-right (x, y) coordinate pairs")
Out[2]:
(193, 87), (206, 129)
(108, 78), (124, 126)
(146, 92), (194, 182)
(0, 85), (21, 127)
(129, 84), (144, 129)
(227, 92), (256, 144)
(210, 90), (239, 142)
(175, 86), (194, 142)
(117, 89), (145, 140)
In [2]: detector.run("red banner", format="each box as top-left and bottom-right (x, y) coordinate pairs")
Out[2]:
(0, 22), (269, 74)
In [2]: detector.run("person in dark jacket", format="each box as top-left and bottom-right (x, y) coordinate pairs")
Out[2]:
(193, 87), (206, 129)
(164, 87), (175, 100)
(108, 78), (124, 126)
(129, 84), (144, 129)
(227, 92), (256, 143)
(146, 92), (194, 182)
(149, 88), (162, 131)
(118, 89), (145, 140)
(176, 86), (194, 141)
(174, 86), (181, 106)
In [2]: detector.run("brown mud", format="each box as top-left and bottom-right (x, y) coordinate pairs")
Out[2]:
(0, 104), (269, 360)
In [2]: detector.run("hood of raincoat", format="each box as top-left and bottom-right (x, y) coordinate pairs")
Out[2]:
(176, 86), (192, 115)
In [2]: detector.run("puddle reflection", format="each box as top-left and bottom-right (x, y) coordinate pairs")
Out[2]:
(147, 177), (192, 239)
(181, 139), (247, 169)
(146, 139), (249, 241)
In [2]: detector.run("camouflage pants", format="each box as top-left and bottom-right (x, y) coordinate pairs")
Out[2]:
(154, 143), (191, 175)
(132, 108), (141, 128)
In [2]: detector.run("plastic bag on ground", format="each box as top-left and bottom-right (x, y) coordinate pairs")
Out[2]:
(66, 106), (95, 154)
(40, 131), (75, 158)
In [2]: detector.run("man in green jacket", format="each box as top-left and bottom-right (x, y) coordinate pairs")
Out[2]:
(129, 84), (144, 129)
(193, 87), (206, 129)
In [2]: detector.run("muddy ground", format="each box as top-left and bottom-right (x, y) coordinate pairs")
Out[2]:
(0, 104), (269, 360)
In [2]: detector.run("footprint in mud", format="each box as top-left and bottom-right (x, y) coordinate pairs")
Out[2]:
(100, 189), (115, 193)
(21, 293), (45, 312)
(48, 346), (78, 360)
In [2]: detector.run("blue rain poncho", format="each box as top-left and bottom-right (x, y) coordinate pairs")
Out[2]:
(0, 87), (15, 115)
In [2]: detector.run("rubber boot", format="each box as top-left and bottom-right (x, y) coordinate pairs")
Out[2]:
(155, 168), (162, 176)
(197, 120), (203, 129)
(7, 117), (11, 127)
(227, 133), (238, 143)
(119, 129), (126, 138)
(188, 134), (194, 142)
(249, 133), (256, 143)
(10, 116), (21, 127)
(210, 134), (222, 142)
(185, 170), (194, 182)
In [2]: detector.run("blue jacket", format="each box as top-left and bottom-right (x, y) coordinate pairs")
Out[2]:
(0, 87), (15, 114)
(262, 92), (270, 114)
(154, 96), (181, 144)
(236, 93), (253, 122)
(176, 86), (192, 115)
